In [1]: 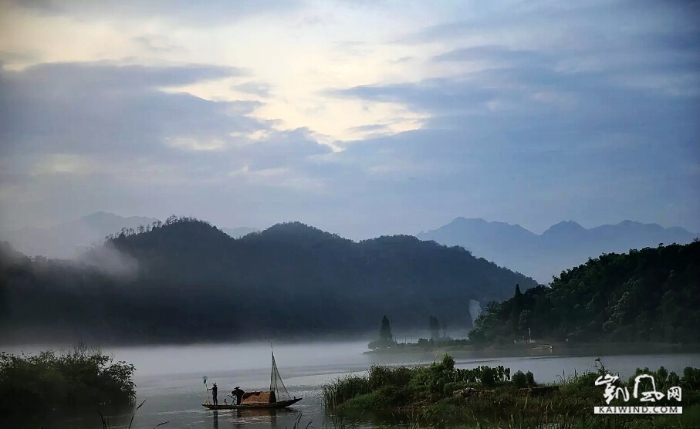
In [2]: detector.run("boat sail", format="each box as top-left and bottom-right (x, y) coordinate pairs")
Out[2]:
(202, 351), (302, 410)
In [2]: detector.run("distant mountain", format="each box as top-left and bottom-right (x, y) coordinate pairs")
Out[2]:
(221, 226), (260, 238)
(0, 212), (159, 258)
(417, 218), (700, 283)
(0, 217), (537, 344)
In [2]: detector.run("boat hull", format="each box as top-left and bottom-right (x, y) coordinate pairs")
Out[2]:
(202, 397), (302, 410)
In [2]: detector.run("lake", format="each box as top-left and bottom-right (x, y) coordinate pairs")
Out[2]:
(13, 342), (700, 429)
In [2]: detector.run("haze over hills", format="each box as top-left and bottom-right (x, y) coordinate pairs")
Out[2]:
(417, 218), (700, 284)
(221, 227), (260, 239)
(0, 212), (258, 258)
(0, 217), (537, 345)
(0, 212), (160, 259)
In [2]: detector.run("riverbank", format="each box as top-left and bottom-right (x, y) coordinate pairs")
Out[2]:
(323, 354), (700, 428)
(0, 344), (137, 427)
(364, 341), (700, 360)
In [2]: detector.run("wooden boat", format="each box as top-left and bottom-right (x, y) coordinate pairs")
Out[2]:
(202, 351), (302, 410)
(202, 397), (302, 410)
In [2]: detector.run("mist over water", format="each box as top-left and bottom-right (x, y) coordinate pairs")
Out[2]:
(10, 341), (699, 429)
(106, 341), (372, 376)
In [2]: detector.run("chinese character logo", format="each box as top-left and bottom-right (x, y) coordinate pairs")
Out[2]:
(595, 374), (629, 404)
(632, 374), (665, 402)
(667, 386), (682, 401)
(595, 372), (682, 405)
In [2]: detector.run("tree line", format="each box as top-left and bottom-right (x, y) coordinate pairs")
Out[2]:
(469, 241), (700, 344)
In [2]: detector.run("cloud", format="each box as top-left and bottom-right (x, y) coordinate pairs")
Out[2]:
(0, 0), (698, 239)
(318, 2), (700, 234)
(346, 124), (391, 134)
(0, 61), (335, 229)
(133, 35), (184, 55)
(396, 0), (699, 46)
(233, 81), (272, 98)
(0, 62), (255, 159)
(3, 0), (304, 27)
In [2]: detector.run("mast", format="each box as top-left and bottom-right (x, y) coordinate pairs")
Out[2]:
(270, 349), (275, 394)
(269, 346), (291, 401)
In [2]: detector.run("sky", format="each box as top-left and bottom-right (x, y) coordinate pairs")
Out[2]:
(0, 0), (698, 239)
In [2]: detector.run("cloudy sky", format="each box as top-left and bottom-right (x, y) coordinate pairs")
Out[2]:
(0, 0), (698, 238)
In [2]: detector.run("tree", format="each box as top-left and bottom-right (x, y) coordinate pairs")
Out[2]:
(518, 309), (531, 333)
(429, 315), (440, 340)
(379, 315), (393, 341)
(510, 284), (523, 332)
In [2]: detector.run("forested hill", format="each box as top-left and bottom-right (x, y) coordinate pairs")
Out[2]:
(469, 241), (700, 344)
(0, 217), (537, 344)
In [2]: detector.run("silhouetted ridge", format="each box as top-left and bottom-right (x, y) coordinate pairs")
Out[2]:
(243, 221), (350, 244)
(1, 216), (538, 345)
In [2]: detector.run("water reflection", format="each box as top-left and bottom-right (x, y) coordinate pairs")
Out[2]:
(228, 408), (301, 427)
(213, 411), (219, 429)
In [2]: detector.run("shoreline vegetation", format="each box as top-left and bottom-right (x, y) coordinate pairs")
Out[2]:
(364, 340), (700, 359)
(322, 354), (700, 428)
(0, 344), (136, 426)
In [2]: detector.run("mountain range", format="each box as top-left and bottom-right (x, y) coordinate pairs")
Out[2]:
(0, 212), (258, 258)
(3, 212), (697, 286)
(417, 218), (699, 283)
(0, 218), (535, 344)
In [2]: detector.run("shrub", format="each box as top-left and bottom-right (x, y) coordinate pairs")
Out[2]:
(526, 371), (535, 386)
(480, 366), (495, 386)
(683, 367), (700, 389)
(0, 345), (135, 424)
(512, 371), (527, 388)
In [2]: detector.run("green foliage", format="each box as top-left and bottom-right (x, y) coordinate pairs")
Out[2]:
(683, 367), (700, 389)
(512, 370), (527, 388)
(0, 218), (537, 343)
(469, 241), (700, 344)
(322, 375), (371, 408)
(326, 354), (517, 412)
(0, 345), (136, 424)
(324, 357), (700, 428)
(526, 370), (535, 386)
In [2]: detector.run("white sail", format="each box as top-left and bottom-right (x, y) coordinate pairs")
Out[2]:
(270, 352), (291, 402)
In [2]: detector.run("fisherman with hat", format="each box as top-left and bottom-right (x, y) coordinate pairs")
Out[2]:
(232, 386), (245, 405)
(207, 383), (219, 405)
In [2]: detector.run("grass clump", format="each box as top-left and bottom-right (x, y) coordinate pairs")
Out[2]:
(0, 344), (136, 425)
(322, 355), (700, 428)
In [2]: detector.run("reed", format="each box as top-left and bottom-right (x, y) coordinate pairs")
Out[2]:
(322, 374), (371, 408)
(321, 356), (700, 429)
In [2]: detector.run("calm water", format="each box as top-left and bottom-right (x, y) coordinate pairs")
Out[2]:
(13, 342), (700, 429)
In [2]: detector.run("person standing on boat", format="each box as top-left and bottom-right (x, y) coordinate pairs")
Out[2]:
(208, 383), (218, 405)
(232, 386), (245, 405)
